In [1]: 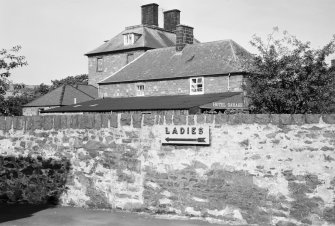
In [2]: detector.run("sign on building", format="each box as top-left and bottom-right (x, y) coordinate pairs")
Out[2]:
(200, 93), (246, 110)
(162, 125), (210, 145)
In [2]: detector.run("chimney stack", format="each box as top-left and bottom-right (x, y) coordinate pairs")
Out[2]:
(141, 3), (159, 26)
(176, 24), (194, 51)
(163, 9), (180, 32)
(331, 59), (335, 68)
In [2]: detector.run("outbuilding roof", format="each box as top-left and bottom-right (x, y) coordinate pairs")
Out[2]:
(43, 92), (243, 113)
(85, 25), (180, 56)
(24, 85), (98, 107)
(75, 85), (99, 99)
(99, 39), (251, 84)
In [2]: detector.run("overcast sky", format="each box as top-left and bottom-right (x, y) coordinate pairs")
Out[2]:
(1, 0), (335, 85)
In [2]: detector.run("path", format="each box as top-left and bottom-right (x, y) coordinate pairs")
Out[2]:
(0, 205), (248, 226)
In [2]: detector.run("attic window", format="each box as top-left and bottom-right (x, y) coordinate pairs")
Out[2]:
(123, 33), (140, 45)
(90, 104), (98, 107)
(190, 77), (204, 95)
(73, 105), (82, 108)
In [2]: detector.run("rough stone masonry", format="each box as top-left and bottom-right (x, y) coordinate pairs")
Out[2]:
(0, 114), (334, 225)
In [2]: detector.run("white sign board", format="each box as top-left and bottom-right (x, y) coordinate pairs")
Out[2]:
(161, 126), (210, 145)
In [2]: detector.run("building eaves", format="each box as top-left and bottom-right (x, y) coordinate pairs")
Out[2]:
(43, 92), (243, 113)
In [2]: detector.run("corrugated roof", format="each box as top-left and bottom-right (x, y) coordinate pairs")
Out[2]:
(43, 92), (242, 113)
(99, 40), (251, 84)
(24, 85), (97, 107)
(85, 25), (178, 56)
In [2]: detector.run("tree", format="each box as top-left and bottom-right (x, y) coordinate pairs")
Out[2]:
(0, 46), (28, 115)
(0, 83), (36, 116)
(50, 74), (88, 90)
(244, 28), (335, 114)
(3, 95), (32, 116)
(33, 83), (51, 97)
(0, 46), (28, 96)
(2, 74), (89, 116)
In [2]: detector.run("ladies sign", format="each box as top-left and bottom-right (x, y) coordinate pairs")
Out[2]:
(162, 126), (210, 145)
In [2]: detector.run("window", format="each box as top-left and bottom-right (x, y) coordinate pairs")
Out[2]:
(136, 84), (145, 96)
(190, 77), (204, 95)
(38, 108), (44, 115)
(127, 53), (134, 64)
(123, 33), (141, 45)
(97, 58), (103, 72)
(124, 33), (134, 45)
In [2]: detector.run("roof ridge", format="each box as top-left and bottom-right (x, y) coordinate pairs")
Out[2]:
(59, 85), (66, 105)
(228, 39), (238, 61)
(126, 24), (175, 34)
(191, 39), (233, 46)
(23, 85), (64, 107)
(146, 39), (239, 53)
(69, 84), (97, 99)
(85, 30), (124, 56)
(98, 52), (147, 84)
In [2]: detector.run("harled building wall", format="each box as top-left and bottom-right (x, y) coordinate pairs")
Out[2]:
(22, 106), (59, 116)
(88, 50), (145, 87)
(99, 74), (244, 98)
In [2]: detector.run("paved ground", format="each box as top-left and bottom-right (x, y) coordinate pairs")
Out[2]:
(0, 205), (246, 226)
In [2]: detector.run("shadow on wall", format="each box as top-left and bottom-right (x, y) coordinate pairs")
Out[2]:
(0, 155), (71, 223)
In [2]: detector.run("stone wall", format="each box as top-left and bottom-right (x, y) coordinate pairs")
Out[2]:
(99, 74), (243, 97)
(0, 114), (335, 225)
(88, 50), (145, 87)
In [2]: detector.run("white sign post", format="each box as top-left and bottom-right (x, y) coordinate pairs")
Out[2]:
(161, 125), (210, 145)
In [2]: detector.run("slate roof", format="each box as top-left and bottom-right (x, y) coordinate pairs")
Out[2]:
(43, 92), (242, 113)
(76, 85), (99, 98)
(85, 25), (179, 56)
(24, 85), (98, 107)
(99, 40), (251, 84)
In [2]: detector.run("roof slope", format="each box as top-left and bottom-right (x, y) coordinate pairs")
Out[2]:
(85, 25), (178, 56)
(76, 85), (98, 98)
(99, 40), (251, 84)
(43, 92), (242, 113)
(24, 85), (97, 107)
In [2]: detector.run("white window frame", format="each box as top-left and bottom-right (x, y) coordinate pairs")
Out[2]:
(136, 84), (145, 96)
(123, 33), (134, 45)
(190, 77), (204, 95)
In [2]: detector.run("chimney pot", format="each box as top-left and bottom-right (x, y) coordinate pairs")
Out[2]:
(163, 9), (180, 32)
(176, 24), (194, 51)
(141, 3), (159, 26)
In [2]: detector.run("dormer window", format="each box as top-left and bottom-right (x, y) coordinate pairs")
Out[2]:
(124, 34), (134, 45)
(123, 33), (141, 46)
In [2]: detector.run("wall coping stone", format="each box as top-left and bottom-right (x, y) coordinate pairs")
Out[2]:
(0, 114), (334, 133)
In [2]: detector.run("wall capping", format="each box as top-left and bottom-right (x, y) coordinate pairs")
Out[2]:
(0, 114), (334, 132)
